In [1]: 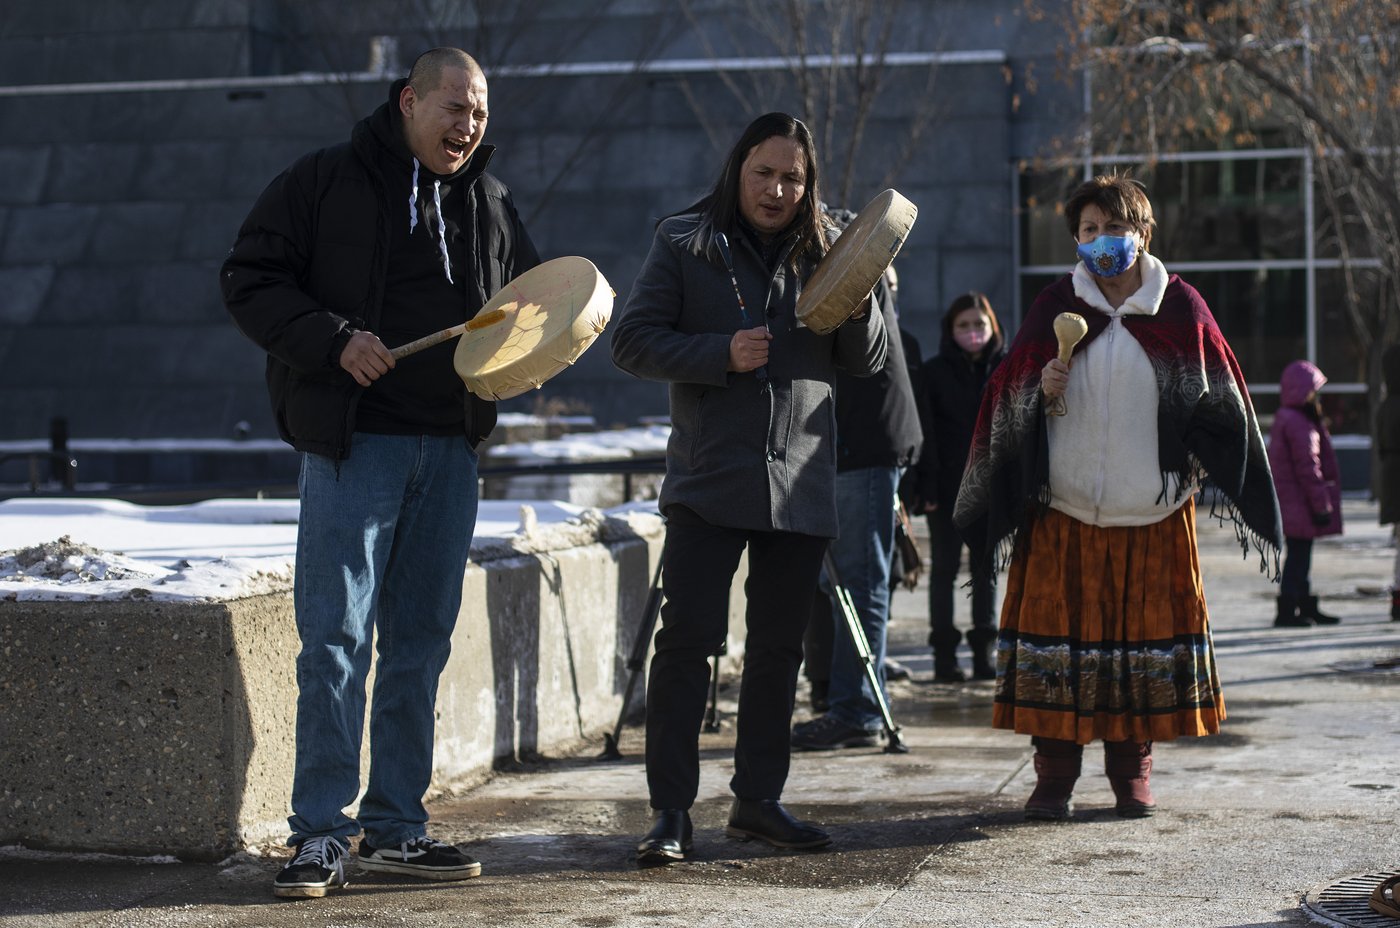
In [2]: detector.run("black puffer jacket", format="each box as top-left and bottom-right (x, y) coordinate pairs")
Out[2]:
(221, 79), (539, 458)
(914, 324), (1005, 510)
(832, 282), (923, 472)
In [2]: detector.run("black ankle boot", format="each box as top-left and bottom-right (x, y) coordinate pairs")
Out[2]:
(1299, 594), (1340, 625)
(968, 629), (998, 680)
(637, 809), (692, 866)
(725, 799), (830, 849)
(933, 652), (965, 683)
(1274, 594), (1310, 627)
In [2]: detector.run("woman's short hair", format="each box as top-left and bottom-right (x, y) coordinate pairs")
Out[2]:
(1063, 172), (1156, 251)
(679, 112), (828, 265)
(941, 291), (1004, 353)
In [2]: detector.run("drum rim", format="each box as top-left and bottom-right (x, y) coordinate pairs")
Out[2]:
(796, 188), (917, 333)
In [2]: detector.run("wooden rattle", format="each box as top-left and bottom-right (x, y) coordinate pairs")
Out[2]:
(1046, 312), (1088, 417)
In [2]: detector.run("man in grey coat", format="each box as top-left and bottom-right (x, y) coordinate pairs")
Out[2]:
(611, 112), (886, 866)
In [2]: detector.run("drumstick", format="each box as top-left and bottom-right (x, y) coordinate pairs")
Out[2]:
(1046, 312), (1088, 417)
(389, 308), (509, 361)
(715, 233), (768, 383)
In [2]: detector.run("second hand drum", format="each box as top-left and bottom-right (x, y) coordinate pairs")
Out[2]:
(391, 255), (615, 401)
(795, 189), (918, 334)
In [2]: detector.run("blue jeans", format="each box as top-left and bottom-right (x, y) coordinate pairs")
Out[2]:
(823, 466), (899, 731)
(288, 433), (478, 847)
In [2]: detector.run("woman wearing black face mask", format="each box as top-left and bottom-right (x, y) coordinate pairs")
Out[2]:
(952, 172), (1281, 822)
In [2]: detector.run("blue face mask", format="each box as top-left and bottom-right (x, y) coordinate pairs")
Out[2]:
(1077, 234), (1138, 278)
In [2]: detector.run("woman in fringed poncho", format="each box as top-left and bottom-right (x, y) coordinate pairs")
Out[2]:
(953, 174), (1281, 821)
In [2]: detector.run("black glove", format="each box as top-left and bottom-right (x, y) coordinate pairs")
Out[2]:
(1311, 510), (1332, 527)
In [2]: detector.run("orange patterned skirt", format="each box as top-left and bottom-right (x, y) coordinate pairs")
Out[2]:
(993, 498), (1224, 744)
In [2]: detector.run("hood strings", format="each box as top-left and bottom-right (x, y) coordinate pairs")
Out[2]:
(408, 157), (454, 284)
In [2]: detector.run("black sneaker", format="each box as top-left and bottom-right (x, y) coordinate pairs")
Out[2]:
(272, 835), (349, 898)
(358, 835), (481, 881)
(791, 714), (880, 750)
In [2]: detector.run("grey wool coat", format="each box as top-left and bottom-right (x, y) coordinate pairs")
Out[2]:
(611, 214), (888, 538)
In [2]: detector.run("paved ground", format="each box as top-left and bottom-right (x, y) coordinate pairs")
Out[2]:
(4, 499), (1399, 927)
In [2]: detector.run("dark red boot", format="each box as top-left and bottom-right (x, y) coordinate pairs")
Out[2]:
(1104, 740), (1156, 817)
(1024, 737), (1083, 821)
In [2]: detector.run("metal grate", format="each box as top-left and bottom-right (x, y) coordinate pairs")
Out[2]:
(1329, 659), (1400, 678)
(1303, 871), (1400, 927)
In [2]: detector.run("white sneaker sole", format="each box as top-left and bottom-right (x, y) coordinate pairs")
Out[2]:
(358, 857), (481, 880)
(272, 875), (346, 898)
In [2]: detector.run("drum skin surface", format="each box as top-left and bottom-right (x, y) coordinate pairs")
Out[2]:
(453, 255), (614, 401)
(796, 189), (917, 335)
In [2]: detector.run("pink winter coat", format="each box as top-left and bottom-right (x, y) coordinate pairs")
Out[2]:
(1267, 360), (1342, 539)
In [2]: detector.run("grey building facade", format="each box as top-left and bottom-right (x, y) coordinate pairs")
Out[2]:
(0, 1), (1070, 453)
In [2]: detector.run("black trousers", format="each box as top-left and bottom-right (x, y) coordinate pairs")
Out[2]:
(926, 506), (998, 658)
(1280, 536), (1314, 598)
(645, 504), (827, 810)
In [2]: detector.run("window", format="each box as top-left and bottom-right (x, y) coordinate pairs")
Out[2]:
(1184, 269), (1305, 383)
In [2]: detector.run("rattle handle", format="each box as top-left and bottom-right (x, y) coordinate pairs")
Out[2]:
(1047, 314), (1086, 417)
(390, 309), (509, 361)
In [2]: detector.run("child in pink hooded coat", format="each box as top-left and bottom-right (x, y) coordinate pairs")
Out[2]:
(1267, 360), (1343, 627)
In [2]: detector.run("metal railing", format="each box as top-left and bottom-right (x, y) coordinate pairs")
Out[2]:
(0, 451), (77, 493)
(0, 453), (667, 506)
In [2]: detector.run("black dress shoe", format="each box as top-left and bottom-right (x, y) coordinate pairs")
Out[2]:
(725, 799), (830, 849)
(636, 809), (692, 866)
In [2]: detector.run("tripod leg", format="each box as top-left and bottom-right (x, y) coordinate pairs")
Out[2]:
(600, 543), (666, 760)
(703, 652), (721, 732)
(823, 550), (909, 754)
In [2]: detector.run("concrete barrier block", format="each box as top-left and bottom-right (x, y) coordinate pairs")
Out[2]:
(0, 595), (301, 859)
(0, 529), (747, 859)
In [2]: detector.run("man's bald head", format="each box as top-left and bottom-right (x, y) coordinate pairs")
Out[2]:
(400, 48), (489, 175)
(408, 48), (484, 96)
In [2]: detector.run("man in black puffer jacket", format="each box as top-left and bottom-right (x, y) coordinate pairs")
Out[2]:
(222, 47), (539, 899)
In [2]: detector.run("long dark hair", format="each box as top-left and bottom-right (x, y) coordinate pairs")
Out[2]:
(678, 112), (829, 266)
(940, 291), (1004, 356)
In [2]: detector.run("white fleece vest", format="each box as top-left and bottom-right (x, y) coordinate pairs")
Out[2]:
(1047, 253), (1194, 526)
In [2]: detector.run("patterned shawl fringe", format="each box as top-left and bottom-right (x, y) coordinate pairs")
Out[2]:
(1203, 484), (1282, 580)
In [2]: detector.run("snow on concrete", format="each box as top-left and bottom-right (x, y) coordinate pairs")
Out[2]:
(0, 496), (661, 604)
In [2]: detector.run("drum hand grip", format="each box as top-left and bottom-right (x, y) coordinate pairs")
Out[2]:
(389, 308), (509, 361)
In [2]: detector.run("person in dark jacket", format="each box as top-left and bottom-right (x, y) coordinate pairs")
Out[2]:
(611, 112), (887, 866)
(222, 48), (539, 898)
(792, 250), (922, 750)
(1268, 360), (1343, 627)
(913, 293), (1005, 681)
(1377, 345), (1400, 621)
